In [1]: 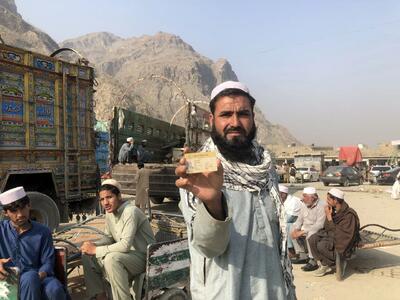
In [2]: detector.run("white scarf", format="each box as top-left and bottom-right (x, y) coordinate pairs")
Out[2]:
(201, 137), (296, 296)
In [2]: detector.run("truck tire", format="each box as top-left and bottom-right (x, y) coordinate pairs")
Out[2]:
(150, 196), (164, 204)
(343, 179), (350, 187)
(323, 182), (329, 186)
(27, 192), (60, 231)
(158, 288), (188, 300)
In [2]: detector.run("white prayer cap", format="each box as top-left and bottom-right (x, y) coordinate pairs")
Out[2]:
(211, 81), (252, 100)
(127, 137), (133, 142)
(101, 179), (122, 192)
(303, 187), (317, 195)
(328, 188), (344, 200)
(278, 185), (289, 194)
(0, 187), (27, 206)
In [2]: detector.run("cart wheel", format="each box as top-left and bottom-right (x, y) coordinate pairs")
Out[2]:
(158, 288), (188, 300)
(27, 191), (60, 231)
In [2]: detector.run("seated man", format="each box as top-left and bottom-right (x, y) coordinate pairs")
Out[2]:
(291, 187), (326, 271)
(118, 137), (136, 164)
(81, 179), (156, 300)
(279, 184), (303, 258)
(308, 188), (360, 276)
(0, 187), (67, 300)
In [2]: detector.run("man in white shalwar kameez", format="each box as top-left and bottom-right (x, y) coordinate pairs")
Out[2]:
(176, 81), (296, 300)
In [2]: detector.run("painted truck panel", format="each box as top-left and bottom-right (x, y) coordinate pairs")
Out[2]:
(0, 44), (98, 221)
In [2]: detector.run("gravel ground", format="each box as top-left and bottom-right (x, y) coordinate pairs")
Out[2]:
(67, 182), (400, 299)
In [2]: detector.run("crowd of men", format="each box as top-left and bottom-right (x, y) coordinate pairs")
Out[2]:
(0, 80), (376, 300)
(279, 185), (360, 276)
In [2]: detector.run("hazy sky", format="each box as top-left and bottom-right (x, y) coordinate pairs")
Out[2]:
(15, 0), (400, 147)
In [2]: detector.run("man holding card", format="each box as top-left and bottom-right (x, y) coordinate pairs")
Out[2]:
(176, 81), (295, 299)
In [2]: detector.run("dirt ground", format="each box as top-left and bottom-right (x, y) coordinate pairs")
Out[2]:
(290, 182), (400, 300)
(66, 182), (400, 300)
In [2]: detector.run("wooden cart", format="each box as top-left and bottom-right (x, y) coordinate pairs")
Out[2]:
(53, 212), (190, 299)
(335, 224), (400, 281)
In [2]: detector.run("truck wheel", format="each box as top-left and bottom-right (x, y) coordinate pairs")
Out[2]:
(150, 196), (164, 204)
(343, 179), (350, 187)
(158, 288), (188, 300)
(323, 182), (329, 186)
(27, 192), (60, 231)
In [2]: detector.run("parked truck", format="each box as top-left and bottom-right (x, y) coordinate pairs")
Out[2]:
(0, 43), (99, 229)
(109, 107), (186, 204)
(110, 106), (209, 204)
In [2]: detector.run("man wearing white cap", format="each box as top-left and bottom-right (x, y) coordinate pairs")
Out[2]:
(80, 179), (155, 300)
(176, 81), (295, 299)
(278, 185), (303, 258)
(291, 187), (326, 271)
(118, 137), (136, 164)
(0, 187), (67, 300)
(308, 188), (360, 276)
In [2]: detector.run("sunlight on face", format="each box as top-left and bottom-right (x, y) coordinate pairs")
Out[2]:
(99, 190), (122, 213)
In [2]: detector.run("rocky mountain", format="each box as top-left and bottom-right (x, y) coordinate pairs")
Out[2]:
(0, 0), (58, 54)
(62, 32), (301, 146)
(1, 0), (301, 146)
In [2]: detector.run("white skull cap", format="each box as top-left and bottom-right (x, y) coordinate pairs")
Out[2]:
(102, 179), (122, 192)
(211, 81), (251, 100)
(278, 185), (289, 193)
(303, 187), (316, 195)
(328, 188), (344, 199)
(127, 137), (133, 142)
(0, 186), (27, 205)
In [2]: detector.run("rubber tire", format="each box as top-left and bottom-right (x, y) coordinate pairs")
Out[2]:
(323, 182), (329, 186)
(343, 179), (350, 187)
(158, 288), (188, 300)
(150, 196), (164, 204)
(27, 191), (60, 231)
(359, 178), (363, 185)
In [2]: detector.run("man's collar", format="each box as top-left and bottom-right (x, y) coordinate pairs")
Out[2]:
(307, 198), (319, 208)
(114, 201), (129, 216)
(10, 219), (32, 234)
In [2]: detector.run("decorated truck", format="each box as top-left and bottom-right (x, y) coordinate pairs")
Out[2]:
(0, 43), (99, 229)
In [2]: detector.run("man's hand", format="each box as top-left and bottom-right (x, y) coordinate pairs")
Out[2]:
(291, 229), (306, 239)
(0, 258), (11, 280)
(175, 148), (225, 220)
(80, 241), (97, 255)
(325, 205), (333, 221)
(38, 271), (47, 281)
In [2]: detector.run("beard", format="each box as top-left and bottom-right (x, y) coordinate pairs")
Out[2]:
(211, 122), (257, 163)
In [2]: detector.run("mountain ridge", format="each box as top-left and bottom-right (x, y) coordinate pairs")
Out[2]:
(0, 0), (301, 146)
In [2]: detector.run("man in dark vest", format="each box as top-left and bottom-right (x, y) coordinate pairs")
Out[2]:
(308, 188), (360, 276)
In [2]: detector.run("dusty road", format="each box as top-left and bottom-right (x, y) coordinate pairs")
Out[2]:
(67, 182), (400, 299)
(290, 182), (400, 300)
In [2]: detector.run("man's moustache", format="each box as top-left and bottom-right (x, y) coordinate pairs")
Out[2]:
(224, 127), (245, 135)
